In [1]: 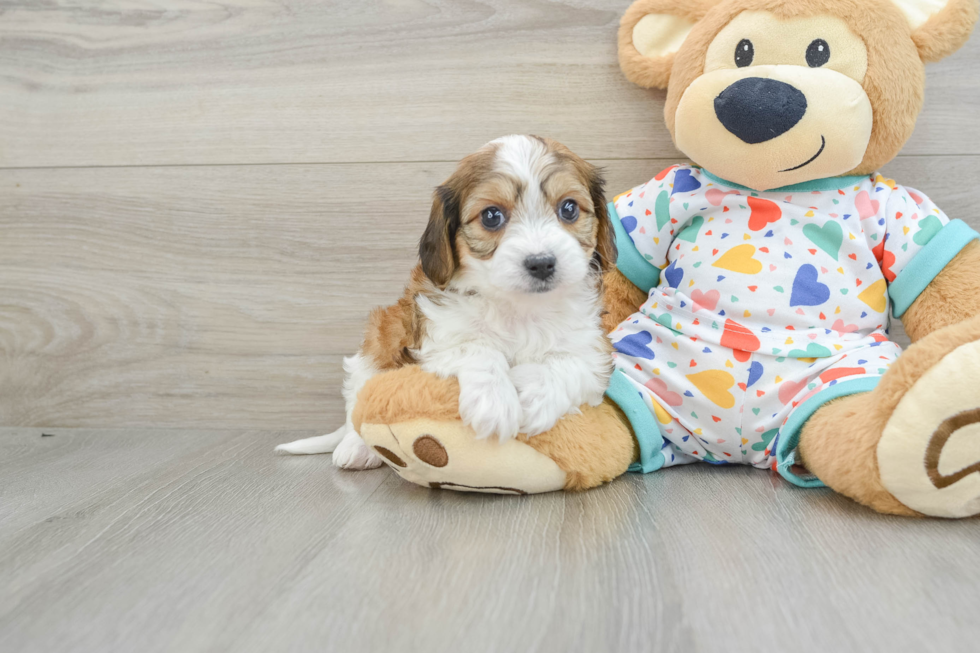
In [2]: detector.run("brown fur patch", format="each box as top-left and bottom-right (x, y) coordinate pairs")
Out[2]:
(456, 170), (521, 260)
(601, 268), (649, 334)
(536, 137), (617, 271)
(360, 265), (432, 371)
(419, 146), (497, 287)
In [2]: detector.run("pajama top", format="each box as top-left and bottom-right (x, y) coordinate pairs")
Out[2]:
(604, 165), (979, 486)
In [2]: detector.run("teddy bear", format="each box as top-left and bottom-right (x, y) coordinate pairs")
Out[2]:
(351, 0), (980, 517)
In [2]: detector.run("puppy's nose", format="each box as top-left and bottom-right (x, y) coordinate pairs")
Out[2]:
(714, 77), (807, 144)
(524, 254), (556, 281)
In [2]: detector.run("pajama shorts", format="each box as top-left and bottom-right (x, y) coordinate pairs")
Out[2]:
(606, 289), (904, 487)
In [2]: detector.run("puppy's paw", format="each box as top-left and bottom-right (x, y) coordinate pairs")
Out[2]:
(458, 373), (522, 441)
(510, 364), (573, 437)
(332, 430), (383, 470)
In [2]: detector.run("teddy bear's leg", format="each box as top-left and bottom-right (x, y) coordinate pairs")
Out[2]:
(351, 366), (638, 494)
(796, 314), (980, 517)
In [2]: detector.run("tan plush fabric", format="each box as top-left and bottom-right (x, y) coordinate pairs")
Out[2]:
(877, 341), (980, 517)
(799, 314), (980, 516)
(352, 366), (462, 431)
(903, 240), (980, 341)
(620, 0), (978, 178)
(354, 365), (638, 493)
(523, 400), (638, 491)
(618, 0), (715, 89)
(360, 418), (569, 495)
(912, 0), (980, 61)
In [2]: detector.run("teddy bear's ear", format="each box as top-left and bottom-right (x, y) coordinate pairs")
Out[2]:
(618, 0), (717, 89)
(890, 0), (979, 62)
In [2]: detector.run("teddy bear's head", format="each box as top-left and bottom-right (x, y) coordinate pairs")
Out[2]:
(619, 0), (978, 191)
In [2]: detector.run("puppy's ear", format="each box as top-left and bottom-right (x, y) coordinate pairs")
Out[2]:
(618, 0), (716, 89)
(588, 166), (617, 272)
(888, 0), (979, 62)
(419, 184), (460, 288)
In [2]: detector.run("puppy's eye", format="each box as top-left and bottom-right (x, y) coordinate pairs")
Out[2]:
(558, 199), (579, 223)
(480, 207), (505, 231)
(806, 39), (830, 67)
(735, 39), (754, 67)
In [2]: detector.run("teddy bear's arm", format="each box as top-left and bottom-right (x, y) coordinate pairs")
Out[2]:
(601, 267), (649, 334)
(901, 240), (980, 342)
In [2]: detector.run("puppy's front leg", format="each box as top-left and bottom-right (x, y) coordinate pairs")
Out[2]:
(511, 350), (611, 436)
(422, 345), (522, 440)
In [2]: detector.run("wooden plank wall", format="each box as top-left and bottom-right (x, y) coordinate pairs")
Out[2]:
(2, 1), (978, 429)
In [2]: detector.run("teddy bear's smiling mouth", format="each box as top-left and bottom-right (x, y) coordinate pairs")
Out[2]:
(779, 135), (827, 173)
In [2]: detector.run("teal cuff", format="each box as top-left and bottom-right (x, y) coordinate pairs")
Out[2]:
(605, 369), (666, 474)
(608, 201), (661, 293)
(889, 219), (979, 318)
(775, 376), (881, 488)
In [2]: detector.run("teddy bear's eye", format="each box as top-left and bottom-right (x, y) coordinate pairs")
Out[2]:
(806, 39), (831, 67)
(734, 39), (754, 67)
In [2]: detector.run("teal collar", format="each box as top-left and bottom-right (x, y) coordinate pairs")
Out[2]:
(699, 167), (870, 193)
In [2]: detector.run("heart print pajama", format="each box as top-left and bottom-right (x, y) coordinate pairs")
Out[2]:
(603, 165), (979, 487)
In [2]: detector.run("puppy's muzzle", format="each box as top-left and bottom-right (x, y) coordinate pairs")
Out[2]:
(714, 77), (807, 144)
(524, 254), (557, 281)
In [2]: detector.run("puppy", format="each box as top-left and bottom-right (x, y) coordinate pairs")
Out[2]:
(277, 135), (617, 469)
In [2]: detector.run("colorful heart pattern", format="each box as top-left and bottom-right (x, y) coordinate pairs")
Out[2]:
(712, 244), (762, 274)
(608, 165), (957, 472)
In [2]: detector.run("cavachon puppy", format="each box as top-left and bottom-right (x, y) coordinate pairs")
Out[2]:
(278, 135), (618, 469)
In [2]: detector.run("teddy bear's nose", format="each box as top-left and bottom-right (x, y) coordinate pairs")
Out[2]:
(714, 77), (807, 144)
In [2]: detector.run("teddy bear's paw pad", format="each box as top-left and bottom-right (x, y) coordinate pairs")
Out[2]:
(358, 418), (567, 495)
(878, 340), (980, 518)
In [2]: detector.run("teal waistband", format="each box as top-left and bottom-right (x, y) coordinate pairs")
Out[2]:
(605, 369), (665, 474)
(889, 219), (979, 318)
(608, 201), (661, 293)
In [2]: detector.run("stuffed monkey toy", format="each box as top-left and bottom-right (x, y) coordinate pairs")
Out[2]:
(353, 0), (980, 517)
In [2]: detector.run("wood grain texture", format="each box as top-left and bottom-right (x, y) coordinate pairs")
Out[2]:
(2, 427), (980, 653)
(3, 157), (979, 428)
(1, 0), (979, 168)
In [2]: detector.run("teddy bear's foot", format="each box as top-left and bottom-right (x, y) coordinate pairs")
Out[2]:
(800, 315), (980, 517)
(351, 366), (637, 494)
(877, 337), (980, 518)
(360, 418), (568, 494)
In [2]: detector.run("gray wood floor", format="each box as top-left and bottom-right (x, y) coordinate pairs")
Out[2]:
(3, 2), (980, 651)
(4, 427), (980, 653)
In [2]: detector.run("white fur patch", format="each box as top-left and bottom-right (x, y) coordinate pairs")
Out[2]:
(332, 429), (383, 470)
